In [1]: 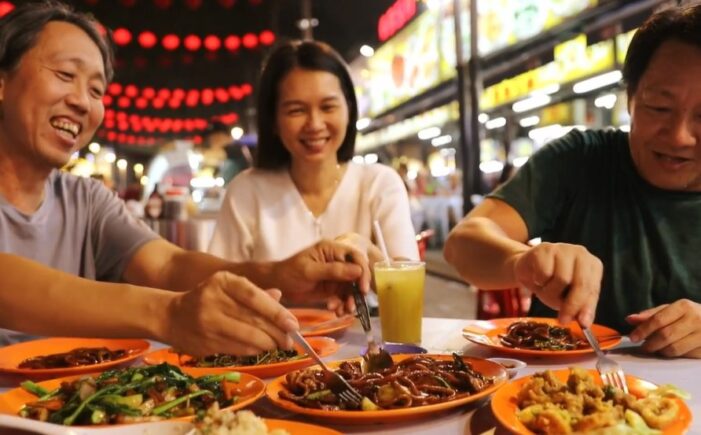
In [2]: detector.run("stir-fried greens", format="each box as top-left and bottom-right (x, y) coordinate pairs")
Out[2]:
(182, 350), (304, 368)
(18, 347), (128, 369)
(499, 321), (586, 351)
(18, 363), (240, 425)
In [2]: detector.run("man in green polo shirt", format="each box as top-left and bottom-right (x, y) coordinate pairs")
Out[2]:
(445, 4), (701, 358)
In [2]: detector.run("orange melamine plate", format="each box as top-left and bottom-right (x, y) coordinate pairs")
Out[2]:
(265, 419), (342, 434)
(491, 368), (692, 435)
(266, 354), (508, 425)
(462, 317), (622, 356)
(0, 367), (266, 426)
(143, 336), (339, 378)
(293, 309), (355, 337)
(0, 337), (150, 377)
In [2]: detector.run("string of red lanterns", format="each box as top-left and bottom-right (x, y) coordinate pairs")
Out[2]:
(102, 110), (239, 135)
(111, 28), (275, 52)
(102, 82), (253, 109)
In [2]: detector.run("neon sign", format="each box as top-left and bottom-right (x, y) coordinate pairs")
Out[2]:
(378, 0), (417, 42)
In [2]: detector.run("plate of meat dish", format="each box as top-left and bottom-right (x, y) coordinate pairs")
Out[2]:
(266, 353), (507, 424)
(143, 336), (339, 378)
(0, 363), (265, 427)
(491, 367), (692, 434)
(0, 337), (150, 377)
(462, 317), (622, 356)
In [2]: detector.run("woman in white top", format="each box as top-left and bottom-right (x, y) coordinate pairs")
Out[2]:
(209, 41), (418, 310)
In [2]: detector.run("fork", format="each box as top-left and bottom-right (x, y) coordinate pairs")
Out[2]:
(581, 325), (629, 393)
(289, 330), (363, 408)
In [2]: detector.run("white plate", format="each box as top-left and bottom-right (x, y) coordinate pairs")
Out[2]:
(0, 414), (192, 435)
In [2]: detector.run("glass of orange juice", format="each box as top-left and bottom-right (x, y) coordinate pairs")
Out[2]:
(373, 261), (425, 344)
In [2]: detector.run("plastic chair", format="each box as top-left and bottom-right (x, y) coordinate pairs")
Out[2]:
(476, 287), (529, 320)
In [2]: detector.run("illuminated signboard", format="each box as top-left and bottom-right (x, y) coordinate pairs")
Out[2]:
(378, 0), (418, 42)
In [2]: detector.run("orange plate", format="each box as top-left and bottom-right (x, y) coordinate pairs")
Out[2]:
(143, 336), (339, 378)
(266, 419), (342, 434)
(266, 354), (508, 425)
(0, 337), (150, 377)
(491, 368), (692, 434)
(293, 309), (355, 337)
(0, 367), (266, 426)
(462, 317), (622, 356)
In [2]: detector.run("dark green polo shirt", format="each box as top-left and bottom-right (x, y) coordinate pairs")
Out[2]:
(489, 129), (701, 333)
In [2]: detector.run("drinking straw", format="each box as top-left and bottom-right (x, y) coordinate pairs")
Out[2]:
(373, 220), (391, 264)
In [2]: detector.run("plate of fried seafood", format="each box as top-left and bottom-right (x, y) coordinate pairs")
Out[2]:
(0, 337), (150, 377)
(491, 367), (692, 434)
(0, 363), (265, 427)
(266, 353), (507, 424)
(143, 336), (339, 378)
(462, 318), (622, 356)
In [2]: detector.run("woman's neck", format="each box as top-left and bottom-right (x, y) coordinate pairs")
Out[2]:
(289, 159), (344, 195)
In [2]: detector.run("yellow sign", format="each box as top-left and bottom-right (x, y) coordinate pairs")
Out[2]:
(480, 34), (615, 110)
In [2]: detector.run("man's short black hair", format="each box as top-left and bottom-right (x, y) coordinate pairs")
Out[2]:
(0, 0), (114, 82)
(623, 4), (701, 96)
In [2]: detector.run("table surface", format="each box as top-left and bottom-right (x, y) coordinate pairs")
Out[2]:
(1, 317), (698, 434)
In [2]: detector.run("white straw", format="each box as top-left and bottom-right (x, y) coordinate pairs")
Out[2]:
(373, 220), (391, 264)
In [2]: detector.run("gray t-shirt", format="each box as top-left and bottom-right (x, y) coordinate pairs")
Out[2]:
(0, 170), (160, 344)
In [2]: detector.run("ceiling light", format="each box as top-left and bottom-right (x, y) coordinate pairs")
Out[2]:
(431, 135), (452, 147)
(356, 118), (371, 131)
(512, 94), (551, 113)
(573, 70), (622, 94)
(230, 126), (244, 140)
(594, 93), (617, 109)
(360, 45), (374, 57)
(519, 116), (540, 128)
(418, 126), (441, 140)
(88, 142), (101, 154)
(485, 117), (506, 130)
(479, 160), (504, 174)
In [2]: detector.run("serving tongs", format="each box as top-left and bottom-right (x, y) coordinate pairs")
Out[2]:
(350, 280), (393, 373)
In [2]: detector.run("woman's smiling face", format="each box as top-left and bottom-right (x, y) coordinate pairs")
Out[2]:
(275, 67), (350, 166)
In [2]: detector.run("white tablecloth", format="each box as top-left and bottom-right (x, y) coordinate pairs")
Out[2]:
(1, 318), (698, 434)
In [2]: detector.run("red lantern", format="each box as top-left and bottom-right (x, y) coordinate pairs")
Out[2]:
(224, 35), (240, 51)
(153, 0), (172, 9)
(172, 88), (186, 100)
(240, 83), (252, 95)
(113, 28), (132, 46)
(157, 88), (171, 100)
(162, 34), (180, 51)
(259, 30), (275, 46)
(152, 98), (165, 109)
(204, 35), (221, 51)
(201, 89), (214, 106)
(117, 96), (131, 108)
(242, 33), (258, 49)
(107, 131), (117, 141)
(217, 0), (235, 7)
(138, 31), (157, 49)
(184, 35), (201, 51)
(102, 94), (114, 106)
(142, 87), (156, 99)
(124, 85), (139, 98)
(136, 98), (148, 109)
(185, 0), (202, 9)
(107, 83), (123, 96)
(0, 1), (15, 17)
(215, 88), (230, 103)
